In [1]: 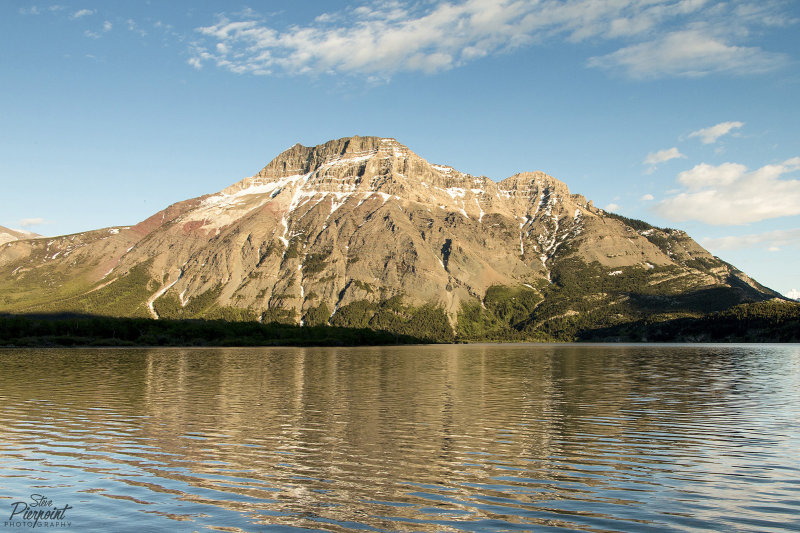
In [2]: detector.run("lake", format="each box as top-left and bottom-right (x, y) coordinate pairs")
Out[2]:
(1, 344), (799, 532)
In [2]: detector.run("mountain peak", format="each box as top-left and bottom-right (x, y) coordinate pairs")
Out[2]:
(500, 171), (569, 193)
(187, 137), (591, 239)
(1, 136), (781, 341)
(255, 136), (409, 180)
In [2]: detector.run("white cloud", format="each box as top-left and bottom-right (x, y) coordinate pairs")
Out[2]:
(677, 162), (746, 190)
(641, 193), (655, 201)
(688, 121), (744, 144)
(190, 2), (527, 77)
(189, 1), (792, 79)
(18, 5), (68, 15)
(604, 203), (621, 212)
(644, 147), (685, 168)
(702, 228), (800, 250)
(19, 218), (45, 227)
(103, 21), (112, 32)
(587, 30), (788, 79)
(786, 288), (800, 301)
(126, 19), (148, 37)
(71, 9), (94, 19)
(657, 157), (800, 225)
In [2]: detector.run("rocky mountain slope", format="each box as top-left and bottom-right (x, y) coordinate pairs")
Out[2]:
(0, 226), (40, 246)
(0, 136), (786, 341)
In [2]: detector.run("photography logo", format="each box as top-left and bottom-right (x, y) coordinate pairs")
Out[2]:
(4, 494), (72, 529)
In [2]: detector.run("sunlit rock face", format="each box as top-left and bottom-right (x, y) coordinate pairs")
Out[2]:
(0, 136), (779, 326)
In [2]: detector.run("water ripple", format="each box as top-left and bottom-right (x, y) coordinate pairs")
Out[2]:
(1, 344), (799, 532)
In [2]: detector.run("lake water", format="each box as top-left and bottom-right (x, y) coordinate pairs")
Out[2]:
(1, 344), (799, 532)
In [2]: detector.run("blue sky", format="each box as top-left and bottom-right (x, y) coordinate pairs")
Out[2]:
(2, 0), (799, 296)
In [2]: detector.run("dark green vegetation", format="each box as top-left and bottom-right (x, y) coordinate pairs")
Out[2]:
(457, 285), (544, 341)
(153, 285), (258, 322)
(581, 300), (800, 342)
(153, 281), (455, 342)
(0, 313), (423, 347)
(456, 257), (798, 343)
(3, 252), (797, 345)
(602, 212), (675, 254)
(328, 296), (454, 343)
(303, 302), (331, 327)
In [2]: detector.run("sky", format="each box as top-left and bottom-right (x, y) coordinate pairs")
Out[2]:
(1, 0), (799, 297)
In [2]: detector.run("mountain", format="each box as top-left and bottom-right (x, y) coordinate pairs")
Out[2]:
(0, 226), (40, 246)
(0, 136), (790, 341)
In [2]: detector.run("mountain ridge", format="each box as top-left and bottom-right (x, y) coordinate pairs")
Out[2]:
(0, 226), (40, 246)
(0, 136), (788, 341)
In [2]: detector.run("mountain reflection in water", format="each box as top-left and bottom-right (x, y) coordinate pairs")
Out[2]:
(1, 344), (799, 532)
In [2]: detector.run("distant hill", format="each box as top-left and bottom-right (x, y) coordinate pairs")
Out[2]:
(0, 226), (40, 245)
(0, 136), (792, 342)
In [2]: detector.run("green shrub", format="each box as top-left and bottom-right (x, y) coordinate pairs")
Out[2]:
(303, 250), (331, 276)
(303, 302), (331, 326)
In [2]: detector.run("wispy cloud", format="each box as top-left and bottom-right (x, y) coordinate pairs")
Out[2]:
(644, 147), (685, 172)
(604, 203), (621, 212)
(19, 218), (45, 227)
(688, 121), (745, 144)
(71, 9), (94, 19)
(587, 31), (788, 79)
(656, 157), (800, 225)
(702, 228), (800, 251)
(126, 19), (147, 37)
(640, 193), (655, 201)
(18, 5), (68, 16)
(188, 0), (793, 80)
(18, 6), (41, 15)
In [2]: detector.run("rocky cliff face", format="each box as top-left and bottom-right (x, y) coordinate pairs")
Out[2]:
(0, 136), (781, 338)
